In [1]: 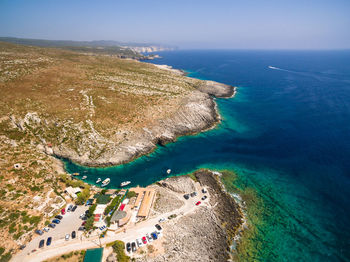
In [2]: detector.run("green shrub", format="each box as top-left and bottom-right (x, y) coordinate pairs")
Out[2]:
(126, 191), (136, 199)
(111, 241), (130, 262)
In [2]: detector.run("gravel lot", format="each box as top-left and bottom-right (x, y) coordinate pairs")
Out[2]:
(15, 205), (88, 260)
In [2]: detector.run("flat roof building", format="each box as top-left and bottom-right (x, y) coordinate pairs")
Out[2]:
(137, 189), (155, 219)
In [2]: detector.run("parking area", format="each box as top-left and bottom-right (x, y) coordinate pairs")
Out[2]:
(124, 223), (163, 254)
(20, 205), (88, 255)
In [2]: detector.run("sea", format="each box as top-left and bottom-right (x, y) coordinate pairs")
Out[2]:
(64, 50), (350, 261)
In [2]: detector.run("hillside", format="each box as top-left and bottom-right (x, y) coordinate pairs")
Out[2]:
(0, 41), (234, 258)
(0, 37), (175, 58)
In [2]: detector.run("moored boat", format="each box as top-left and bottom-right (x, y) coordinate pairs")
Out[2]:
(96, 178), (101, 183)
(101, 178), (110, 187)
(72, 173), (79, 176)
(167, 169), (171, 174)
(120, 181), (131, 187)
(82, 176), (87, 180)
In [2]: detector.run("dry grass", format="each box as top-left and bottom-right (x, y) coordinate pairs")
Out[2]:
(0, 41), (206, 257)
(0, 41), (201, 137)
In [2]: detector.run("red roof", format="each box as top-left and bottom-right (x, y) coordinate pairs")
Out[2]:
(119, 204), (125, 211)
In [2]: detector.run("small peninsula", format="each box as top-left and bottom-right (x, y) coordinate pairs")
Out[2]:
(0, 41), (237, 261)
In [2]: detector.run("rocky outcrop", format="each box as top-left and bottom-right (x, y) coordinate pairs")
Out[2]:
(194, 170), (243, 244)
(136, 170), (244, 262)
(198, 80), (237, 98)
(138, 207), (229, 262)
(52, 83), (235, 167)
(158, 175), (196, 194)
(9, 65), (236, 167)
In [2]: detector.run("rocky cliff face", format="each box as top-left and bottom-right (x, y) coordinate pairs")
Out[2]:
(7, 79), (234, 167)
(45, 81), (235, 166)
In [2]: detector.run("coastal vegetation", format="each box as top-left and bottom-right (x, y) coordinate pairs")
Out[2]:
(107, 240), (130, 262)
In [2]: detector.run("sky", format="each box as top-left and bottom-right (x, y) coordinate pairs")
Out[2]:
(0, 0), (350, 49)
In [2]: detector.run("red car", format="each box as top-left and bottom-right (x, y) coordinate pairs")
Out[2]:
(195, 201), (201, 206)
(81, 221), (86, 226)
(61, 208), (66, 215)
(142, 236), (147, 244)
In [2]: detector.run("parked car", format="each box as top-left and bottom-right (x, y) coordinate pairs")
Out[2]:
(126, 242), (131, 252)
(136, 238), (143, 247)
(131, 242), (137, 252)
(195, 201), (201, 206)
(81, 221), (86, 226)
(201, 195), (207, 201)
(202, 188), (207, 193)
(67, 204), (73, 212)
(65, 234), (70, 241)
(55, 215), (63, 220)
(159, 217), (166, 223)
(183, 194), (190, 200)
(19, 245), (26, 250)
(85, 199), (94, 206)
(48, 223), (56, 228)
(61, 208), (65, 215)
(155, 224), (162, 231)
(78, 226), (85, 231)
(52, 219), (60, 224)
(146, 233), (153, 242)
(72, 205), (77, 212)
(46, 237), (52, 246)
(71, 231), (76, 239)
(81, 216), (87, 221)
(190, 192), (197, 197)
(43, 227), (50, 232)
(151, 232), (158, 240)
(35, 229), (44, 235)
(142, 236), (147, 244)
(39, 240), (45, 248)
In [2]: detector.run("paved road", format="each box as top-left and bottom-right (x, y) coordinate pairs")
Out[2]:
(13, 183), (209, 262)
(12, 205), (88, 262)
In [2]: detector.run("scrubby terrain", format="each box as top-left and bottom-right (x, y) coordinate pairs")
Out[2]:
(0, 41), (234, 259)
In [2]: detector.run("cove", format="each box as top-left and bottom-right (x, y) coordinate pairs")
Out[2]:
(63, 50), (350, 261)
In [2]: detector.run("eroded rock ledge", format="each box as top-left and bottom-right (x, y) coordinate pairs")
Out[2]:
(52, 81), (236, 167)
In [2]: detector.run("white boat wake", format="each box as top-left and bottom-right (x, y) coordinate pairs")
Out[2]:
(268, 66), (282, 70)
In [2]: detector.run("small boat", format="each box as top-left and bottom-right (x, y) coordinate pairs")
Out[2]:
(101, 178), (110, 187)
(96, 178), (101, 183)
(120, 181), (131, 187)
(72, 173), (79, 176)
(82, 176), (87, 180)
(166, 169), (171, 174)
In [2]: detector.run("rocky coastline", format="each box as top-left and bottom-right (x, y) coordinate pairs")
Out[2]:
(52, 70), (236, 167)
(136, 170), (244, 262)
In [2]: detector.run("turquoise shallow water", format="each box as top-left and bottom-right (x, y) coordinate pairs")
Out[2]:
(83, 248), (103, 262)
(64, 50), (350, 261)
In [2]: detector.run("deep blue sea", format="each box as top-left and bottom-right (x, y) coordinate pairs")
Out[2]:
(64, 50), (350, 261)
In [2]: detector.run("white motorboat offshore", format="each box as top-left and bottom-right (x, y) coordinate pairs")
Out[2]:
(96, 178), (101, 183)
(82, 176), (87, 180)
(101, 178), (110, 187)
(167, 169), (171, 174)
(120, 181), (131, 187)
